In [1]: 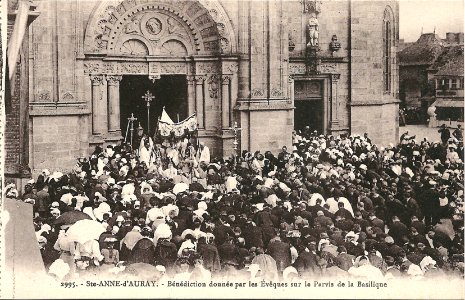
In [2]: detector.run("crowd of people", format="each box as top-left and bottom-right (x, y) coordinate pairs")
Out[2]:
(4, 126), (464, 283)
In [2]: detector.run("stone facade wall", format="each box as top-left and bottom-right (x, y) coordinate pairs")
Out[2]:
(9, 0), (400, 175)
(351, 102), (399, 146)
(248, 109), (293, 153)
(350, 0), (400, 143)
(30, 115), (82, 173)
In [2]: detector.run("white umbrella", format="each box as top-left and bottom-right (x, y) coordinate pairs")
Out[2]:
(66, 219), (106, 244)
(173, 182), (189, 195)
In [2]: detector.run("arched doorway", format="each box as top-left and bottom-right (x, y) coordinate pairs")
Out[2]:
(119, 75), (187, 135)
(82, 0), (239, 157)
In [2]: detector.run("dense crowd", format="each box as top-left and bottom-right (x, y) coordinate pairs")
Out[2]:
(5, 126), (464, 282)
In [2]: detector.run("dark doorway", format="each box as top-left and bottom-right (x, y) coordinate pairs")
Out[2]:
(120, 75), (187, 135)
(293, 80), (324, 134)
(294, 100), (324, 134)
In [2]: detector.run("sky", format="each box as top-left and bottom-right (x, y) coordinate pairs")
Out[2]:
(399, 0), (464, 42)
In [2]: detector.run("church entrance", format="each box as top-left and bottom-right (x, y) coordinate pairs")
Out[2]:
(294, 100), (324, 134)
(293, 80), (324, 134)
(119, 75), (188, 136)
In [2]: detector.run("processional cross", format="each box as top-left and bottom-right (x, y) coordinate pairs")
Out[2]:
(125, 113), (138, 149)
(142, 90), (155, 135)
(228, 121), (242, 157)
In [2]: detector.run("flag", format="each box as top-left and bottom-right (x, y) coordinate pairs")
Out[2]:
(8, 0), (32, 81)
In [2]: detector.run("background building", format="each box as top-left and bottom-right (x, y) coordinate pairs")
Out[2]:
(398, 32), (464, 124)
(5, 0), (400, 180)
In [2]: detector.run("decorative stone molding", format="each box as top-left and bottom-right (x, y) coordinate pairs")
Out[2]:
(251, 89), (264, 97)
(271, 88), (284, 98)
(289, 64), (306, 75)
(106, 75), (123, 85)
(90, 75), (105, 85)
(61, 92), (75, 101)
(37, 91), (51, 101)
(160, 63), (185, 74)
(319, 63), (337, 74)
(119, 62), (148, 74)
(197, 62), (218, 74)
(84, 62), (116, 74)
(207, 75), (219, 98)
(221, 75), (232, 84)
(84, 0), (237, 55)
(194, 75), (206, 83)
(226, 62), (239, 73)
(331, 74), (341, 82)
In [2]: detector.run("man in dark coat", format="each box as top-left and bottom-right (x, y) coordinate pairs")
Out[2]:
(242, 220), (265, 249)
(35, 184), (51, 218)
(438, 124), (451, 145)
(388, 216), (409, 245)
(266, 235), (292, 272)
(421, 181), (441, 227)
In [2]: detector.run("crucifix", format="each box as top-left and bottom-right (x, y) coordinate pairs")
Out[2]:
(228, 121), (242, 158)
(125, 113), (137, 149)
(142, 90), (155, 135)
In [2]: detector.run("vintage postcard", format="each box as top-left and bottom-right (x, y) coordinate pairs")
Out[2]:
(0, 0), (464, 298)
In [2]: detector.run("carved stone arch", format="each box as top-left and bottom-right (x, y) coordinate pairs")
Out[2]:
(157, 38), (190, 56)
(113, 35), (152, 56)
(84, 0), (236, 56)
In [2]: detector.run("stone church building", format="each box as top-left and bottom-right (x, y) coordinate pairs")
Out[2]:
(5, 0), (400, 179)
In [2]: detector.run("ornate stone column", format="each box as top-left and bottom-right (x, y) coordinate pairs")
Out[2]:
(194, 75), (205, 128)
(289, 76), (295, 106)
(330, 74), (341, 129)
(91, 75), (105, 135)
(107, 75), (122, 133)
(221, 75), (231, 128)
(187, 75), (196, 116)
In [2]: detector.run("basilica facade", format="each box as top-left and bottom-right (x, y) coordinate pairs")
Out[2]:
(5, 0), (400, 177)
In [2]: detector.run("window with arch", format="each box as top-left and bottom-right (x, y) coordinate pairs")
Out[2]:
(383, 7), (394, 93)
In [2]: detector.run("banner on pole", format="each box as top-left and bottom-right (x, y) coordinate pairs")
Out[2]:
(158, 108), (198, 139)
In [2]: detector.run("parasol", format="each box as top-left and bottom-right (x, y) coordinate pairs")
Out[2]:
(66, 219), (106, 244)
(54, 210), (92, 226)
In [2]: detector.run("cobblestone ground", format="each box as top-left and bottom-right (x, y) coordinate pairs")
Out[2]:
(400, 124), (442, 142)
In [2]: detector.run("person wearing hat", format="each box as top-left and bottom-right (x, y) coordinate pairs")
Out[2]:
(438, 124), (451, 145)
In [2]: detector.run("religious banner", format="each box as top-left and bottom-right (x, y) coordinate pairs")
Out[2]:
(157, 108), (198, 139)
